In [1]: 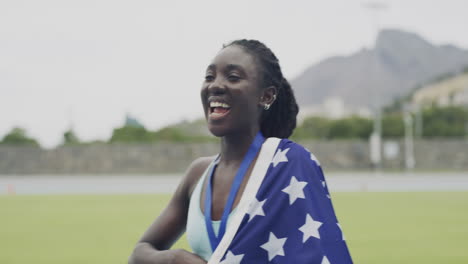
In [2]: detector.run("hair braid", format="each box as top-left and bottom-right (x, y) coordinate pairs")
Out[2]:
(224, 39), (299, 138)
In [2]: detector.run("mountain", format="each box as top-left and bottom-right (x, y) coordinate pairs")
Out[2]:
(291, 29), (468, 112)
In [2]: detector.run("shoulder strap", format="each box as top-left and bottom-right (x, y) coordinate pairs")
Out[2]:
(208, 137), (281, 264)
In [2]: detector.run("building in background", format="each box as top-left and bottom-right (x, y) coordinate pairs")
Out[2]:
(298, 96), (373, 123)
(413, 72), (468, 107)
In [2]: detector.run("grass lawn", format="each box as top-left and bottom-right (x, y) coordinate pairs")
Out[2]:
(1, 192), (467, 263)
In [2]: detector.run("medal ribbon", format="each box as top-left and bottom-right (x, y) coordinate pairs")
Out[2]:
(204, 131), (265, 252)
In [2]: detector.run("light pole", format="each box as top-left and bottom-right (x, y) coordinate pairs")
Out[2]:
(404, 109), (415, 170)
(415, 105), (423, 138)
(362, 1), (388, 171)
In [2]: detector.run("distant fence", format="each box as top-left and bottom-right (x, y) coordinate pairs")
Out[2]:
(0, 139), (467, 174)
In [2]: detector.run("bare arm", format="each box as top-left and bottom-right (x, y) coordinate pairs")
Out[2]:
(129, 157), (212, 264)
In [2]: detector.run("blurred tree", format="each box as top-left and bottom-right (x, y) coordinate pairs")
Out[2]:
(125, 114), (144, 128)
(291, 116), (331, 140)
(109, 116), (216, 144)
(0, 127), (40, 147)
(293, 106), (467, 140)
(292, 116), (373, 140)
(109, 113), (152, 143)
(382, 113), (404, 138)
(383, 96), (407, 114)
(63, 129), (80, 145)
(328, 116), (373, 139)
(422, 106), (468, 137)
(151, 127), (186, 142)
(109, 125), (152, 143)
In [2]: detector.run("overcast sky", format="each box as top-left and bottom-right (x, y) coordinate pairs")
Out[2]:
(1, 0), (468, 148)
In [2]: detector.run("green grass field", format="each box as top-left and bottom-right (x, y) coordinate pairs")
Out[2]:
(1, 192), (467, 263)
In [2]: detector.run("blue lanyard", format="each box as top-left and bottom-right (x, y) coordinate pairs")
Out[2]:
(204, 132), (265, 252)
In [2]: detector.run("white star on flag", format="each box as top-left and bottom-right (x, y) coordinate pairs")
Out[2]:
(304, 147), (321, 166)
(220, 250), (244, 264)
(271, 148), (289, 167)
(260, 232), (288, 261)
(282, 176), (307, 205)
(337, 223), (345, 240)
(321, 255), (330, 264)
(321, 180), (326, 188)
(310, 152), (321, 165)
(299, 214), (323, 242)
(247, 197), (267, 222)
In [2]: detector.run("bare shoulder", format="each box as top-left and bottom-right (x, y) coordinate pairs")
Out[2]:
(135, 156), (215, 248)
(183, 156), (214, 197)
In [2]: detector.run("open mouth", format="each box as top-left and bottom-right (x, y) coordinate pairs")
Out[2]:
(209, 101), (231, 119)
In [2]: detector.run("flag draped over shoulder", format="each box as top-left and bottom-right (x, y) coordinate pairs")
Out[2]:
(214, 139), (353, 264)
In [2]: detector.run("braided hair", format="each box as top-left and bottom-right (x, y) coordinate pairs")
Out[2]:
(224, 39), (299, 138)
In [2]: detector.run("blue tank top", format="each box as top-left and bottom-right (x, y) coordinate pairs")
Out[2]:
(186, 160), (238, 261)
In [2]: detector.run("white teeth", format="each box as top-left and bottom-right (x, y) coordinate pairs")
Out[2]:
(210, 102), (230, 108)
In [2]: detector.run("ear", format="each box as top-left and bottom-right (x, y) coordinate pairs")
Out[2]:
(259, 86), (277, 108)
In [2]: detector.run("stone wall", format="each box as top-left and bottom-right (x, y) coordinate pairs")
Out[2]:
(0, 140), (466, 174)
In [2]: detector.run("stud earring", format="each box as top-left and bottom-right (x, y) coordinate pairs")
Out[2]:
(264, 104), (271, 110)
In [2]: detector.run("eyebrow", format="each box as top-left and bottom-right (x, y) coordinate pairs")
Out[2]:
(206, 64), (216, 71)
(206, 64), (246, 74)
(225, 64), (244, 73)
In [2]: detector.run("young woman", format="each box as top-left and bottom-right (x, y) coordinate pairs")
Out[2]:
(129, 40), (353, 264)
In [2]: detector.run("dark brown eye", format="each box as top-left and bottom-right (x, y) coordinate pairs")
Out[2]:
(227, 75), (240, 82)
(205, 74), (214, 82)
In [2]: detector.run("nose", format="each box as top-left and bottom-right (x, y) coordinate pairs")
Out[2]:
(205, 76), (226, 95)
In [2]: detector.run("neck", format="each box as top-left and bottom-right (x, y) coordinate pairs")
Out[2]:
(219, 127), (261, 166)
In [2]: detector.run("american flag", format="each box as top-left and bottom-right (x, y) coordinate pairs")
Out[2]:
(217, 139), (353, 264)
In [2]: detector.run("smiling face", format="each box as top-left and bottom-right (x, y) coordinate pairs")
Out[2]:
(201, 45), (264, 137)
